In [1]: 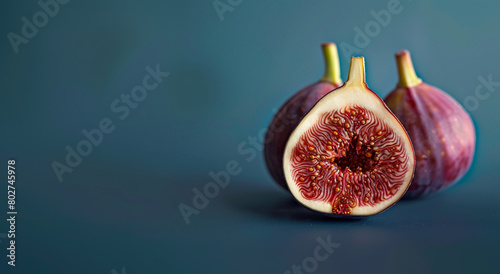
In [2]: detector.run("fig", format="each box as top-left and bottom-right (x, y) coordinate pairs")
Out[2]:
(264, 43), (343, 189)
(282, 57), (415, 217)
(384, 50), (476, 198)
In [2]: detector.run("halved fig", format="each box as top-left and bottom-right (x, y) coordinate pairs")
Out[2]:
(283, 57), (415, 217)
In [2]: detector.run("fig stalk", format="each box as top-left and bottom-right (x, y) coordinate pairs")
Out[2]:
(395, 50), (422, 88)
(320, 43), (342, 85)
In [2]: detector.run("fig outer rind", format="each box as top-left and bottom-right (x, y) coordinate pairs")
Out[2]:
(385, 84), (476, 198)
(265, 82), (340, 188)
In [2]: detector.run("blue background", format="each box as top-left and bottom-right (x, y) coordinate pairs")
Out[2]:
(1, 0), (499, 273)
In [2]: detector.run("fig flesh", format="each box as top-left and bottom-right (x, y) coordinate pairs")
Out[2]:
(264, 43), (343, 189)
(283, 57), (415, 217)
(384, 50), (476, 198)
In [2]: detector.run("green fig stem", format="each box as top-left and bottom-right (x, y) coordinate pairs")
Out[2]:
(396, 50), (422, 88)
(345, 57), (366, 87)
(320, 43), (342, 85)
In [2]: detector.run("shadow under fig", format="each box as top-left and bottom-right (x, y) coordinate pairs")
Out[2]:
(224, 185), (362, 222)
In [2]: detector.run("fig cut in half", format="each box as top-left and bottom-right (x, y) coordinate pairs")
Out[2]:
(283, 57), (415, 217)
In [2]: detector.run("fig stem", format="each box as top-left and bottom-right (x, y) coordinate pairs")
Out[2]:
(396, 50), (422, 88)
(320, 43), (342, 85)
(345, 57), (366, 86)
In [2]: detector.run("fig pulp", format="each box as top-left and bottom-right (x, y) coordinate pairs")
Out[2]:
(384, 50), (476, 198)
(283, 57), (415, 217)
(264, 43), (343, 189)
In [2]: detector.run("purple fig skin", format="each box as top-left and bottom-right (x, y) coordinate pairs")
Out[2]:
(264, 81), (341, 189)
(264, 43), (342, 189)
(384, 50), (476, 198)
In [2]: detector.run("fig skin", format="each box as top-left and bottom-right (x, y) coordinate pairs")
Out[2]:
(384, 50), (476, 198)
(264, 43), (342, 189)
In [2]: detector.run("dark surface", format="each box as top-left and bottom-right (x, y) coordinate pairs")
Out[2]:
(1, 0), (499, 273)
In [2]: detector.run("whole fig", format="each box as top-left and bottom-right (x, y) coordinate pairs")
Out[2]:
(384, 50), (476, 198)
(264, 43), (343, 189)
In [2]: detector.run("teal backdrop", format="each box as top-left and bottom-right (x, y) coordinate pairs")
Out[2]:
(1, 0), (499, 273)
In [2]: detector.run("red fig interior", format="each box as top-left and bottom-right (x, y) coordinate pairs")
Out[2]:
(283, 57), (415, 216)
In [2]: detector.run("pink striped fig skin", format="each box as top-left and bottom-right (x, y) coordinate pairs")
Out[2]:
(265, 82), (341, 189)
(385, 81), (476, 198)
